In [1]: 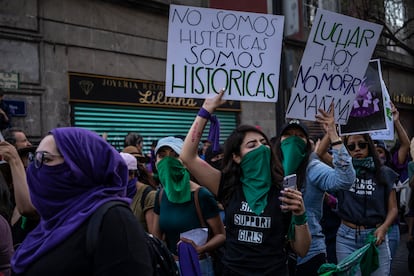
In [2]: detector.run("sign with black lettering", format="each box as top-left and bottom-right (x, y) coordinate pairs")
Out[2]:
(165, 5), (284, 102)
(0, 72), (19, 89)
(286, 9), (383, 124)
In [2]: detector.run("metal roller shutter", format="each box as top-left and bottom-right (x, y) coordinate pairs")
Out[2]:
(72, 103), (238, 152)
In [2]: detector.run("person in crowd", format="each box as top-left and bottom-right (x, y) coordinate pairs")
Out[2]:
(204, 144), (224, 170)
(180, 89), (311, 275)
(199, 140), (212, 160)
(0, 172), (13, 276)
(272, 104), (355, 275)
(3, 127), (39, 247)
(120, 152), (140, 198)
(372, 103), (410, 261)
(0, 89), (11, 131)
(407, 137), (414, 242)
(145, 139), (158, 173)
(152, 136), (225, 276)
(373, 139), (403, 261)
(407, 138), (414, 276)
(0, 134), (38, 249)
(312, 133), (344, 266)
(2, 128), (32, 150)
(336, 134), (399, 275)
(124, 132), (148, 164)
(120, 152), (156, 233)
(9, 127), (152, 275)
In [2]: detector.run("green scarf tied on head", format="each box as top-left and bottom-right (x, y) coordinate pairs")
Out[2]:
(280, 136), (307, 176)
(156, 156), (191, 203)
(240, 145), (272, 215)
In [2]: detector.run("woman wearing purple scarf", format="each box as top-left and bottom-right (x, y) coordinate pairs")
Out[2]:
(11, 127), (152, 275)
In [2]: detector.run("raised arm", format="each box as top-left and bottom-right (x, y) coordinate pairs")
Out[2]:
(0, 141), (37, 216)
(315, 102), (342, 150)
(181, 90), (226, 196)
(391, 102), (410, 165)
(315, 133), (333, 167)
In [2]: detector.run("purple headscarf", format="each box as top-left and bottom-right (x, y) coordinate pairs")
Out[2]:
(12, 127), (129, 273)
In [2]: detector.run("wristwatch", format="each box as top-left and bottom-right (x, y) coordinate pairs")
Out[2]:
(331, 139), (343, 146)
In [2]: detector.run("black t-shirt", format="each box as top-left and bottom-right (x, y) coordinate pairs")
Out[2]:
(13, 205), (153, 276)
(219, 180), (290, 275)
(337, 166), (398, 227)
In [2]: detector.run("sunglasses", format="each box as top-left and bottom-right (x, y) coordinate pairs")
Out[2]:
(346, 142), (368, 152)
(29, 151), (62, 168)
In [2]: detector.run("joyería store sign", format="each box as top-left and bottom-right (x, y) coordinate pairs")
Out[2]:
(165, 5), (284, 102)
(68, 72), (241, 111)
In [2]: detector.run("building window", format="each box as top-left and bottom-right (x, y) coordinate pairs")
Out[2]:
(303, 0), (340, 27)
(384, 0), (410, 54)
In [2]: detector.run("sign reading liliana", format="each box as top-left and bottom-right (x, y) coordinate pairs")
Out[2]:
(165, 5), (284, 102)
(286, 9), (383, 124)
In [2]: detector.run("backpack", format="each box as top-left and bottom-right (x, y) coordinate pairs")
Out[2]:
(86, 201), (179, 276)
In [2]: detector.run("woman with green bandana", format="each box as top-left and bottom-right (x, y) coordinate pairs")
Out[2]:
(152, 136), (225, 276)
(335, 134), (398, 276)
(180, 90), (311, 275)
(272, 104), (356, 276)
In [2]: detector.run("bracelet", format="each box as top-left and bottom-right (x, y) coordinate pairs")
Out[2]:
(287, 212), (308, 241)
(197, 107), (211, 120)
(292, 212), (308, 225)
(331, 139), (342, 146)
(197, 107), (221, 153)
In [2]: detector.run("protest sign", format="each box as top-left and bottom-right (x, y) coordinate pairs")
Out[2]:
(286, 9), (383, 124)
(339, 59), (389, 135)
(165, 5), (284, 102)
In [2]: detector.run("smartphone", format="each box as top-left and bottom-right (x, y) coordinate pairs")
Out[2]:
(282, 174), (297, 212)
(283, 174), (297, 190)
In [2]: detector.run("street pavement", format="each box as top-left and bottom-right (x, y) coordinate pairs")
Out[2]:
(391, 231), (411, 275)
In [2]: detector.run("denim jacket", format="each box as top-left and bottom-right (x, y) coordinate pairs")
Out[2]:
(296, 145), (356, 265)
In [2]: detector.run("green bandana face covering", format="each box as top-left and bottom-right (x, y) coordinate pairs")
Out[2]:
(280, 136), (307, 176)
(156, 156), (191, 203)
(240, 145), (272, 215)
(352, 156), (375, 176)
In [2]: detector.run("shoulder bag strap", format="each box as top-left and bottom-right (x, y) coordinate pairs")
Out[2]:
(193, 186), (206, 227)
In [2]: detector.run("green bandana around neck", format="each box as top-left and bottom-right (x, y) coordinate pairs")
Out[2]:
(352, 156), (375, 176)
(156, 156), (191, 203)
(280, 136), (307, 176)
(240, 145), (272, 215)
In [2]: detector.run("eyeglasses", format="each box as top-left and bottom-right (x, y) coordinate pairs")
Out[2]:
(28, 151), (62, 168)
(346, 142), (368, 152)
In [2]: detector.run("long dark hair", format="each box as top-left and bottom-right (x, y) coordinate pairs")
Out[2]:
(221, 125), (284, 205)
(343, 134), (383, 183)
(272, 133), (312, 191)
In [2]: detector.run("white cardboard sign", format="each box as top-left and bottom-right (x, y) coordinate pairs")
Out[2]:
(165, 5), (284, 102)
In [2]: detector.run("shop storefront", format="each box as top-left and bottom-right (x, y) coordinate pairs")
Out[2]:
(69, 72), (241, 152)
